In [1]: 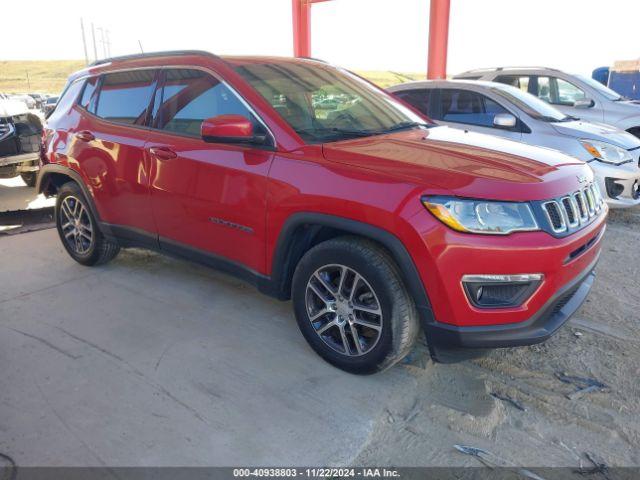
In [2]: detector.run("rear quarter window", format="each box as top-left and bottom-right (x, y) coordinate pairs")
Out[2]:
(393, 89), (431, 117)
(46, 79), (85, 123)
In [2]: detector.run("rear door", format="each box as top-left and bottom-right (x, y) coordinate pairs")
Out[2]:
(431, 88), (523, 141)
(144, 68), (274, 273)
(71, 69), (159, 241)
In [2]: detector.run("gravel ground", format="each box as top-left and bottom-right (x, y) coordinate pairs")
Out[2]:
(353, 208), (640, 468)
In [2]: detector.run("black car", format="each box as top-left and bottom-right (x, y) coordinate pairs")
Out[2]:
(0, 101), (43, 187)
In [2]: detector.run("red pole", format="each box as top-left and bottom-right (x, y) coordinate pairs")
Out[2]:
(292, 0), (311, 57)
(427, 0), (451, 79)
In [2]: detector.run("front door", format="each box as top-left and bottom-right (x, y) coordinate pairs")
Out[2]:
(144, 68), (274, 273)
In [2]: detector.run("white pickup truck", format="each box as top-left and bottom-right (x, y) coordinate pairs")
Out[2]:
(0, 96), (43, 187)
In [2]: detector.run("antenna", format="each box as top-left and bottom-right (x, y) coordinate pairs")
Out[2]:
(138, 40), (144, 54)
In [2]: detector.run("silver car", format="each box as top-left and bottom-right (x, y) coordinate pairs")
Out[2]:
(388, 80), (640, 208)
(454, 67), (640, 138)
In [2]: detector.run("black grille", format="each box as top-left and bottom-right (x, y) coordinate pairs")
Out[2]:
(544, 202), (564, 231)
(551, 286), (579, 315)
(574, 192), (587, 220)
(562, 198), (576, 225)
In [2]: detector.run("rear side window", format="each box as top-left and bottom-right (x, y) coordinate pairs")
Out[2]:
(95, 70), (157, 125)
(438, 89), (510, 127)
(47, 79), (84, 122)
(495, 75), (531, 94)
(79, 76), (100, 113)
(393, 89), (431, 116)
(151, 68), (257, 137)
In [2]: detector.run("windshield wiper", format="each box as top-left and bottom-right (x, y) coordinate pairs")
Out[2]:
(380, 121), (431, 133)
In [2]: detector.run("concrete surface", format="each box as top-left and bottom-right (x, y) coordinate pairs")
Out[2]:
(0, 229), (413, 467)
(0, 176), (55, 213)
(1, 217), (639, 468)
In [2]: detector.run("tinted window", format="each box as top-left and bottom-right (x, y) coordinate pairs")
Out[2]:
(394, 89), (431, 116)
(152, 69), (256, 137)
(47, 79), (84, 122)
(438, 89), (510, 127)
(496, 75), (531, 94)
(79, 76), (99, 113)
(95, 70), (156, 125)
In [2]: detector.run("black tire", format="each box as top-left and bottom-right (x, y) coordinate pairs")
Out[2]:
(20, 172), (37, 187)
(55, 182), (120, 266)
(292, 236), (420, 374)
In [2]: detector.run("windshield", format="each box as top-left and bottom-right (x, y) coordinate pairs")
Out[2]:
(574, 74), (622, 101)
(491, 86), (569, 122)
(234, 61), (428, 143)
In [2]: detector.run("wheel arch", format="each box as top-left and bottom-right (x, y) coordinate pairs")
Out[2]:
(265, 212), (436, 326)
(37, 164), (110, 237)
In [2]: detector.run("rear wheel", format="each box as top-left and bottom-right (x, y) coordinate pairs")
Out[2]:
(20, 172), (37, 187)
(292, 237), (420, 374)
(56, 182), (120, 266)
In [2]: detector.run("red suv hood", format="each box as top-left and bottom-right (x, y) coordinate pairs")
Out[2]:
(322, 126), (591, 201)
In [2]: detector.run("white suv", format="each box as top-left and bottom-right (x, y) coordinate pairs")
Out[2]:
(454, 67), (640, 138)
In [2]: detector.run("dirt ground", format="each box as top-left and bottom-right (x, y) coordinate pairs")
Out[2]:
(354, 208), (640, 468)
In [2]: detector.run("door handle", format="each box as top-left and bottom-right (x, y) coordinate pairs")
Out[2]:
(75, 130), (95, 142)
(148, 146), (177, 161)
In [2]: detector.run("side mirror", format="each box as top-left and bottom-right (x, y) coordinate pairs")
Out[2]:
(201, 114), (263, 144)
(573, 98), (594, 109)
(493, 113), (517, 129)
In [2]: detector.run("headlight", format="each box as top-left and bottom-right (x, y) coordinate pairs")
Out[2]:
(422, 197), (539, 235)
(579, 139), (633, 165)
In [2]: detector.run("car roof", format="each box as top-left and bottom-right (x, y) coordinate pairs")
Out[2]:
(69, 50), (329, 82)
(456, 66), (560, 75)
(388, 79), (514, 91)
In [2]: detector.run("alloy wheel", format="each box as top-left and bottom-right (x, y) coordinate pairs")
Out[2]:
(59, 195), (94, 255)
(305, 264), (383, 356)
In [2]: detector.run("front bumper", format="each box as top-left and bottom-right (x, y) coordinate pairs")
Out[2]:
(426, 254), (597, 354)
(0, 152), (40, 177)
(590, 159), (640, 208)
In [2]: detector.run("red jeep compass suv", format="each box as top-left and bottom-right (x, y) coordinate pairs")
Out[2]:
(39, 51), (606, 374)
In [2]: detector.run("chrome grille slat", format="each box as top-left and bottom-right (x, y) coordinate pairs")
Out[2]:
(542, 181), (603, 234)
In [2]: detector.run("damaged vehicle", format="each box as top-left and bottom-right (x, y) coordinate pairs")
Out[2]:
(0, 96), (43, 187)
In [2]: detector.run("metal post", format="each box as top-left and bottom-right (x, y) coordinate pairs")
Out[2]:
(91, 23), (98, 61)
(427, 0), (451, 79)
(98, 27), (106, 59)
(80, 18), (89, 65)
(292, 0), (311, 57)
(105, 30), (111, 57)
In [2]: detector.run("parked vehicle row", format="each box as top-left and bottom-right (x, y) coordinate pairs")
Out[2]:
(388, 80), (640, 208)
(39, 51), (605, 374)
(453, 67), (640, 138)
(0, 96), (43, 187)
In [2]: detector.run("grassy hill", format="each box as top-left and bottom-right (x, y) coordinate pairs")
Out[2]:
(0, 60), (423, 94)
(0, 60), (86, 94)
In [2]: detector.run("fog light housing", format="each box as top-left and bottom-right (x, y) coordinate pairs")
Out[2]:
(604, 178), (625, 199)
(633, 180), (640, 200)
(462, 274), (543, 308)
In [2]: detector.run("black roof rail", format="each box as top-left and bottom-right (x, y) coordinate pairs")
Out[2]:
(459, 66), (561, 75)
(89, 50), (219, 67)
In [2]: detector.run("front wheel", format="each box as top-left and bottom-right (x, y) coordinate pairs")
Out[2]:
(292, 237), (420, 374)
(56, 182), (120, 266)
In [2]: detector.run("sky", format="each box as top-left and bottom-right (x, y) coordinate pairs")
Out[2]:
(1, 0), (638, 76)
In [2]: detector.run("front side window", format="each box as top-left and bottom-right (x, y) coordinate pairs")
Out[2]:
(95, 70), (157, 125)
(234, 61), (426, 143)
(393, 89), (431, 116)
(438, 89), (510, 128)
(491, 86), (568, 122)
(151, 69), (258, 137)
(555, 78), (586, 105)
